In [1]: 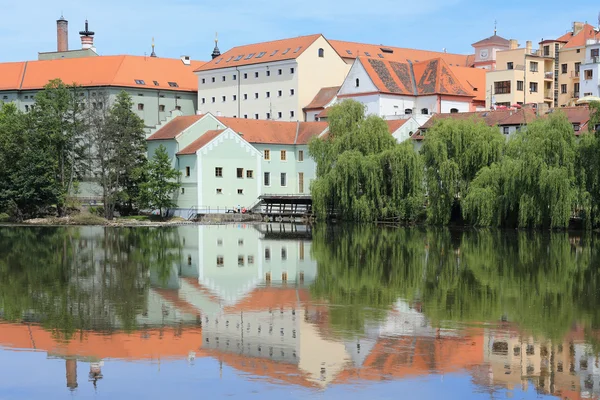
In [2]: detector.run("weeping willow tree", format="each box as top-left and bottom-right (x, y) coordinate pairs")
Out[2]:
(576, 101), (600, 228)
(309, 100), (424, 222)
(420, 118), (505, 225)
(463, 112), (579, 228)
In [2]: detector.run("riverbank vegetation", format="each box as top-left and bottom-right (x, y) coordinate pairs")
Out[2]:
(310, 100), (600, 229)
(0, 80), (181, 222)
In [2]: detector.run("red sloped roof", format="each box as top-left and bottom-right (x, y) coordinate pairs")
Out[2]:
(386, 119), (409, 133)
(412, 58), (471, 97)
(177, 129), (225, 155)
(296, 121), (329, 144)
(195, 34), (322, 72)
(304, 86), (340, 110)
(0, 62), (26, 90)
(147, 115), (203, 140)
(556, 24), (599, 49)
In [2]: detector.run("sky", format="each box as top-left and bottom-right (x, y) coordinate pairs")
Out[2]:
(0, 0), (599, 63)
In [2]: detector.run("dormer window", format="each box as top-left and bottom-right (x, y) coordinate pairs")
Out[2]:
(168, 82), (179, 87)
(134, 79), (145, 85)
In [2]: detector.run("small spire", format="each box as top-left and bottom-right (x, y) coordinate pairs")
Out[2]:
(150, 37), (157, 57)
(494, 19), (497, 36)
(211, 32), (221, 59)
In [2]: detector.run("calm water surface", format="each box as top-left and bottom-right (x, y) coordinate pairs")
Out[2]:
(0, 224), (599, 399)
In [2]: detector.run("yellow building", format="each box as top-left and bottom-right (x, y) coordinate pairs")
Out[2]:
(486, 22), (600, 109)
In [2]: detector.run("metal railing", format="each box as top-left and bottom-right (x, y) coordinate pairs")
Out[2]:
(544, 72), (554, 79)
(572, 71), (580, 78)
(584, 56), (600, 64)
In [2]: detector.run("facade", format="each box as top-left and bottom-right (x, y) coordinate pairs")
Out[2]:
(194, 34), (350, 122)
(146, 113), (329, 215)
(471, 31), (513, 71)
(580, 39), (600, 98)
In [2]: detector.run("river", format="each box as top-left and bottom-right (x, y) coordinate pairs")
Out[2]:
(0, 224), (598, 399)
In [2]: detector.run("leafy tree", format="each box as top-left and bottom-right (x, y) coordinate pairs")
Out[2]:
(577, 102), (600, 227)
(309, 100), (424, 222)
(464, 112), (578, 228)
(139, 145), (181, 217)
(421, 118), (504, 225)
(94, 91), (147, 219)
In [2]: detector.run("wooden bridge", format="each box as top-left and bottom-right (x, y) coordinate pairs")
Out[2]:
(255, 194), (313, 222)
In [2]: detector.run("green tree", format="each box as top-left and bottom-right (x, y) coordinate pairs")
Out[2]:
(139, 145), (181, 217)
(309, 100), (424, 222)
(421, 118), (505, 225)
(464, 112), (578, 228)
(95, 91), (147, 219)
(577, 101), (600, 227)
(30, 79), (87, 216)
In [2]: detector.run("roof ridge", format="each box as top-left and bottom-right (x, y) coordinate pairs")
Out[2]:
(294, 121), (300, 144)
(109, 55), (128, 86)
(329, 38), (469, 57)
(226, 33), (322, 51)
(19, 61), (28, 90)
(407, 60), (418, 96)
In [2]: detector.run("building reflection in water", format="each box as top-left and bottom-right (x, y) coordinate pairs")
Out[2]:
(0, 224), (598, 399)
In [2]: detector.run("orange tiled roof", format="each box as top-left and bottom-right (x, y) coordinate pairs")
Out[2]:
(194, 34), (322, 72)
(449, 66), (486, 102)
(223, 287), (310, 313)
(329, 39), (474, 67)
(556, 24), (600, 49)
(497, 109), (538, 125)
(147, 115), (205, 141)
(177, 129), (225, 155)
(296, 121), (329, 144)
(304, 86), (340, 110)
(0, 322), (203, 361)
(358, 57), (473, 98)
(316, 107), (331, 118)
(386, 119), (409, 133)
(215, 116), (328, 145)
(0, 55), (204, 92)
(419, 110), (514, 130)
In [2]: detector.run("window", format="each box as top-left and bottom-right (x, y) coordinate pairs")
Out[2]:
(573, 124), (581, 132)
(421, 108), (429, 115)
(298, 172), (304, 193)
(281, 247), (287, 260)
(181, 188), (185, 195)
(138, 103), (144, 110)
(185, 166), (190, 177)
(278, 69), (282, 75)
(530, 62), (538, 72)
(135, 79), (145, 85)
(298, 150), (304, 162)
(222, 76), (226, 82)
(212, 97), (216, 103)
(266, 112), (271, 119)
(233, 74), (237, 80)
(278, 90), (282, 97)
(318, 48), (324, 57)
(235, 55), (244, 61)
(561, 84), (567, 94)
(237, 189), (244, 195)
(405, 108), (412, 114)
(254, 114), (259, 119)
(255, 93), (259, 99)
(237, 168), (244, 178)
(25, 105), (29, 112)
(212, 77), (216, 83)
(584, 70), (593, 80)
(450, 108), (459, 113)
(265, 247), (271, 260)
(290, 89), (295, 96)
(529, 82), (538, 92)
(217, 256), (224, 266)
(245, 53), (256, 60)
(159, 104), (166, 112)
(282, 48), (290, 55)
(264, 149), (270, 160)
(248, 255), (254, 264)
(280, 150), (287, 161)
(246, 170), (254, 178)
(266, 70), (271, 77)
(257, 51), (266, 58)
(222, 95), (226, 102)
(278, 112), (282, 119)
(233, 95), (237, 101)
(290, 111), (295, 118)
(561, 63), (568, 74)
(503, 126), (509, 135)
(494, 81), (511, 94)
(280, 172), (287, 187)
(264, 172), (271, 186)
(216, 188), (223, 194)
(270, 50), (278, 56)
(507, 62), (514, 70)
(543, 45), (550, 56)
(237, 255), (245, 267)
(244, 94), (248, 100)
(202, 78), (206, 84)
(255, 72), (259, 78)
(266, 91), (270, 98)
(575, 62), (581, 76)
(355, 78), (360, 87)
(517, 80), (524, 91)
(215, 167), (223, 177)
(592, 48), (600, 58)
(290, 67), (295, 74)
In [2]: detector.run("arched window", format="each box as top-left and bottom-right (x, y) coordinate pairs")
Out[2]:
(421, 108), (429, 115)
(318, 48), (324, 58)
(355, 78), (360, 87)
(450, 108), (459, 113)
(405, 108), (412, 115)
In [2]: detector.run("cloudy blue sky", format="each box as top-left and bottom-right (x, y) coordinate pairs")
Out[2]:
(0, 0), (598, 62)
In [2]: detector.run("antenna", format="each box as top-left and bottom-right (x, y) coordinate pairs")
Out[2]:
(494, 19), (497, 35)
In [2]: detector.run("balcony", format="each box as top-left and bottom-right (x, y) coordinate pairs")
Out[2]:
(544, 89), (554, 99)
(584, 56), (600, 64)
(544, 72), (554, 80)
(572, 92), (580, 99)
(572, 71), (580, 79)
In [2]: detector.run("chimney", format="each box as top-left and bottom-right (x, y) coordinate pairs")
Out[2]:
(526, 41), (532, 53)
(57, 15), (68, 52)
(509, 39), (518, 50)
(573, 22), (585, 35)
(79, 20), (95, 50)
(66, 359), (78, 391)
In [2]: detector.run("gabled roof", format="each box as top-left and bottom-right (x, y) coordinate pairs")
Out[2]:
(556, 24), (600, 49)
(357, 57), (473, 97)
(194, 34), (322, 72)
(471, 34), (510, 47)
(329, 39), (474, 67)
(147, 115), (203, 141)
(497, 109), (537, 125)
(386, 119), (409, 133)
(419, 110), (514, 130)
(303, 86), (340, 110)
(176, 129), (225, 155)
(449, 66), (486, 102)
(0, 55), (204, 92)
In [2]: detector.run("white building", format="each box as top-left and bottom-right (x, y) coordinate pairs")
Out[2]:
(580, 39), (600, 98)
